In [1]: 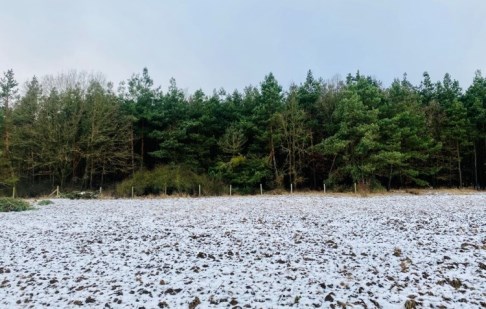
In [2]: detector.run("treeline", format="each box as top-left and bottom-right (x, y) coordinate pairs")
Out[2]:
(0, 68), (485, 196)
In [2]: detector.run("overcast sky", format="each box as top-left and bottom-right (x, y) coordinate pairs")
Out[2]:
(1, 0), (485, 93)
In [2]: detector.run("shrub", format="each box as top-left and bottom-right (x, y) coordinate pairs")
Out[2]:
(116, 165), (224, 197)
(38, 200), (54, 206)
(0, 198), (31, 212)
(211, 156), (272, 194)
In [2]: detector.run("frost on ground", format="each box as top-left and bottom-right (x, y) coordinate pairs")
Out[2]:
(0, 194), (485, 308)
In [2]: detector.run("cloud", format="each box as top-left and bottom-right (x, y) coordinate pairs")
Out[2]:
(1, 0), (485, 92)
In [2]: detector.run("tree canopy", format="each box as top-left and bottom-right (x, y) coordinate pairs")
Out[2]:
(1, 68), (485, 196)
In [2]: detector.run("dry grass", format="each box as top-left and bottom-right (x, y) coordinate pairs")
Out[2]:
(400, 257), (412, 273)
(447, 278), (462, 289)
(404, 188), (480, 195)
(404, 299), (417, 309)
(22, 187), (483, 201)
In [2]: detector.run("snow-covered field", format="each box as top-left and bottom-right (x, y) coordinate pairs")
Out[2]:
(0, 194), (485, 308)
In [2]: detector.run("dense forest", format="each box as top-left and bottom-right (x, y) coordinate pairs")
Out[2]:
(0, 68), (485, 196)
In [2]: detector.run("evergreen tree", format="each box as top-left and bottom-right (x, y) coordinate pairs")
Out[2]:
(81, 80), (132, 188)
(318, 89), (379, 187)
(435, 74), (470, 187)
(464, 71), (486, 188)
(0, 70), (19, 189)
(121, 68), (162, 171)
(374, 77), (438, 189)
(11, 77), (42, 184)
(251, 73), (283, 184)
(2, 67), (484, 196)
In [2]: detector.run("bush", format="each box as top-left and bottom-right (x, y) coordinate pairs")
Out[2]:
(211, 156), (272, 194)
(0, 198), (31, 212)
(38, 200), (54, 206)
(116, 165), (224, 197)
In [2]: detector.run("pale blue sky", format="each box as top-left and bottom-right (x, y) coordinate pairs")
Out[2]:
(1, 0), (485, 92)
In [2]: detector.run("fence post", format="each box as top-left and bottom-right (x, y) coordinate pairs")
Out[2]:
(99, 187), (102, 196)
(260, 183), (263, 195)
(290, 183), (293, 194)
(56, 186), (60, 198)
(229, 185), (232, 196)
(354, 183), (357, 194)
(324, 183), (326, 194)
(12, 186), (16, 198)
(199, 184), (201, 197)
(131, 186), (134, 198)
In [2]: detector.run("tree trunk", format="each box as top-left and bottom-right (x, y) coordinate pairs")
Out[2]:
(31, 151), (35, 184)
(140, 122), (144, 170)
(328, 154), (337, 180)
(270, 129), (279, 184)
(3, 100), (14, 181)
(387, 165), (393, 191)
(3, 97), (10, 154)
(311, 136), (317, 189)
(89, 160), (94, 189)
(449, 155), (453, 187)
(473, 142), (478, 189)
(83, 158), (89, 189)
(72, 146), (78, 183)
(288, 150), (292, 187)
(131, 125), (135, 175)
(101, 161), (105, 187)
(456, 141), (462, 188)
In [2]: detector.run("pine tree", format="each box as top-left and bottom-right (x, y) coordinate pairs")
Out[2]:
(374, 77), (438, 189)
(464, 71), (486, 188)
(0, 70), (19, 190)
